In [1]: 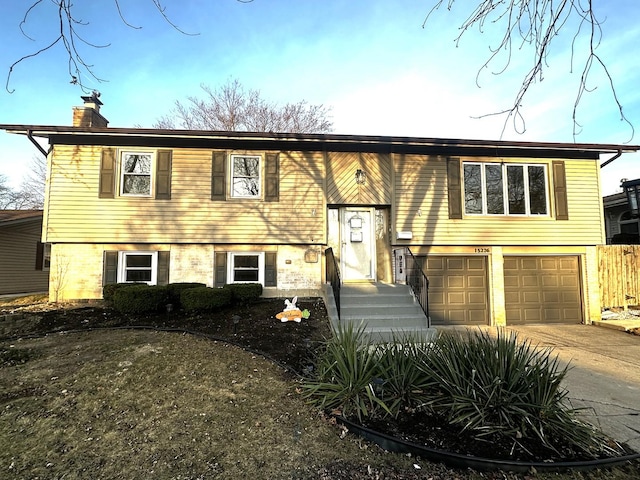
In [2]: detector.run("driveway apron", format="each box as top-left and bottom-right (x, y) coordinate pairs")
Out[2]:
(502, 325), (640, 453)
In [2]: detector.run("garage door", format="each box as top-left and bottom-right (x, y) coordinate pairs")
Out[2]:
(504, 256), (582, 324)
(423, 256), (488, 325)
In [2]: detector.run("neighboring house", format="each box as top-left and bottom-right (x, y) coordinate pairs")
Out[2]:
(2, 94), (639, 325)
(603, 183), (640, 244)
(0, 210), (49, 295)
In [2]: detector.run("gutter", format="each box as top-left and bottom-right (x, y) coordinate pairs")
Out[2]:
(600, 149), (623, 168)
(27, 129), (49, 157)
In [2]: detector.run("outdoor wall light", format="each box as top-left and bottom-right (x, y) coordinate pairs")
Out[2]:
(622, 178), (640, 217)
(355, 169), (366, 185)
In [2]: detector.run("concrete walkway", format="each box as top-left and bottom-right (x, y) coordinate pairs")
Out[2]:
(489, 324), (640, 453)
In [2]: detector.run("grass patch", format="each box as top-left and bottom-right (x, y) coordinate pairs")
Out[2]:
(1, 330), (414, 479)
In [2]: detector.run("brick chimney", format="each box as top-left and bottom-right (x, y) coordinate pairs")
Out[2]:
(72, 91), (109, 127)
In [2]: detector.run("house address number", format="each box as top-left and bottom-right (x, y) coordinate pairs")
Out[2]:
(475, 247), (490, 253)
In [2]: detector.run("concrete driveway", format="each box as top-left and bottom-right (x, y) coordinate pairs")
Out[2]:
(503, 324), (640, 453)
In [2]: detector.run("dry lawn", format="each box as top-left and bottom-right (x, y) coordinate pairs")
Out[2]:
(1, 299), (639, 479)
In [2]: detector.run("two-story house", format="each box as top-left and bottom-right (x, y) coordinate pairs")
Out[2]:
(2, 94), (638, 326)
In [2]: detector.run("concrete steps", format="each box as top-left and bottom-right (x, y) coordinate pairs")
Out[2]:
(335, 283), (436, 343)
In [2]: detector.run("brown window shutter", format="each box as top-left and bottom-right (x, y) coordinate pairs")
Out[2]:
(447, 157), (462, 219)
(265, 252), (277, 286)
(155, 150), (172, 200)
(211, 151), (227, 200)
(552, 161), (569, 220)
(103, 251), (118, 285)
(157, 251), (170, 285)
(35, 241), (44, 270)
(265, 153), (280, 202)
(215, 252), (227, 287)
(99, 148), (116, 198)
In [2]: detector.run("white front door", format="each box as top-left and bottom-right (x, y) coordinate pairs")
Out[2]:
(341, 207), (376, 282)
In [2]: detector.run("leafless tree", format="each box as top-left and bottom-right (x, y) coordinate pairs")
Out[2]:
(425, 0), (634, 139)
(6, 0), (199, 93)
(0, 156), (46, 210)
(154, 79), (333, 134)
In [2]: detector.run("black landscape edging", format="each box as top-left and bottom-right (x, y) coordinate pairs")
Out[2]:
(336, 416), (640, 474)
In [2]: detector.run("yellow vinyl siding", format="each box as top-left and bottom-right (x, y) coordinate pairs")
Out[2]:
(45, 147), (325, 244)
(0, 220), (49, 295)
(393, 155), (604, 246)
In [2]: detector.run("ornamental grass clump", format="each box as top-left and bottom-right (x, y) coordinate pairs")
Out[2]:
(302, 324), (389, 421)
(420, 328), (621, 458)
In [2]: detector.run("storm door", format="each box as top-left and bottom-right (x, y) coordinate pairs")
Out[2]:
(340, 207), (376, 281)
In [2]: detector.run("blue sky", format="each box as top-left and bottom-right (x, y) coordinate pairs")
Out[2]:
(1, 0), (639, 195)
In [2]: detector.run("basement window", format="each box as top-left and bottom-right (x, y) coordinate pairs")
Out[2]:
(118, 252), (158, 284)
(228, 252), (265, 283)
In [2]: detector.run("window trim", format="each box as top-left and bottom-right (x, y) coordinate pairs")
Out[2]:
(230, 154), (262, 199)
(463, 162), (550, 217)
(227, 252), (265, 284)
(117, 251), (158, 285)
(120, 150), (155, 197)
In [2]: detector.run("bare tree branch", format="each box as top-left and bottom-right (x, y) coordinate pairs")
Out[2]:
(154, 79), (333, 134)
(425, 0), (634, 141)
(7, 0), (199, 93)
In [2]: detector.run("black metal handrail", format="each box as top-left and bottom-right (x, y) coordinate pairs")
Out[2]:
(325, 247), (341, 319)
(405, 248), (430, 327)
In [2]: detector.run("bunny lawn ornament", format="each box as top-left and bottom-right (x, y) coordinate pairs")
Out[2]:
(276, 296), (309, 323)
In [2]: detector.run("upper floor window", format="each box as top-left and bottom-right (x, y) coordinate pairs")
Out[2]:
(231, 155), (261, 198)
(121, 151), (153, 196)
(463, 163), (548, 216)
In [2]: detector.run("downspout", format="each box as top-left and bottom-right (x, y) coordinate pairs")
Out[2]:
(600, 149), (623, 168)
(27, 129), (49, 157)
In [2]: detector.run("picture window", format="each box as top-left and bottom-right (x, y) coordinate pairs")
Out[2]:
(463, 162), (548, 216)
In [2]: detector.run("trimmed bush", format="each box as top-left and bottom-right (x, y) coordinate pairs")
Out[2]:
(166, 282), (206, 308)
(112, 285), (169, 314)
(181, 286), (233, 313)
(224, 283), (263, 304)
(103, 282), (146, 302)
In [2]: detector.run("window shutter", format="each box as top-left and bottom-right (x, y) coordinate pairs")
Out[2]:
(155, 150), (172, 200)
(215, 252), (227, 287)
(99, 148), (116, 198)
(552, 161), (569, 220)
(211, 151), (227, 200)
(265, 252), (277, 287)
(265, 153), (280, 202)
(447, 157), (462, 219)
(157, 251), (170, 285)
(35, 241), (44, 270)
(103, 251), (118, 285)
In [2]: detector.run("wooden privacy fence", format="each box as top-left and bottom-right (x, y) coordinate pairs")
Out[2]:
(598, 245), (640, 309)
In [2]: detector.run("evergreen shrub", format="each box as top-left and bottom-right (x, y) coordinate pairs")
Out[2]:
(112, 285), (169, 314)
(224, 283), (263, 304)
(181, 286), (233, 312)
